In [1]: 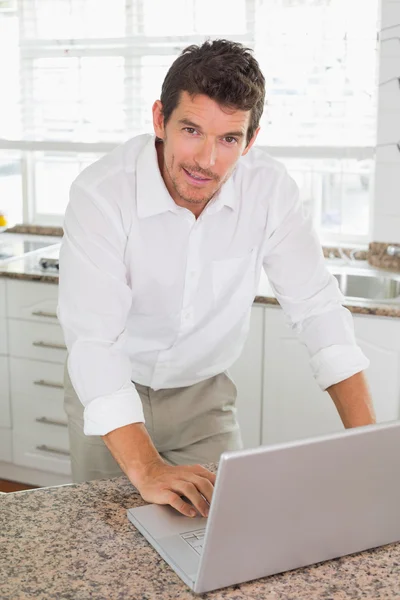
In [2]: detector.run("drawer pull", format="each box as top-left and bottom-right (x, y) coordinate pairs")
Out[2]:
(36, 444), (70, 457)
(31, 310), (58, 319)
(34, 379), (64, 390)
(32, 341), (67, 351)
(35, 417), (68, 428)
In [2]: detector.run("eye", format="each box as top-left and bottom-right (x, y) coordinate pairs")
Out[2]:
(183, 127), (198, 135)
(223, 136), (238, 145)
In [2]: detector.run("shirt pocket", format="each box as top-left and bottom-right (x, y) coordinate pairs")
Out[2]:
(212, 247), (257, 305)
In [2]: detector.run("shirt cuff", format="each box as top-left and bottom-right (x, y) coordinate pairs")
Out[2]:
(83, 385), (145, 436)
(310, 344), (370, 391)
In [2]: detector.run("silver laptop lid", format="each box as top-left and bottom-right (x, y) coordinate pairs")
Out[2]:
(195, 420), (400, 593)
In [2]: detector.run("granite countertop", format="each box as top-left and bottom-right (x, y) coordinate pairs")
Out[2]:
(0, 231), (399, 318)
(2, 470), (400, 600)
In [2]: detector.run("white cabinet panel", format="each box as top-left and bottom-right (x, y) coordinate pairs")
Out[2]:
(0, 356), (11, 428)
(262, 307), (343, 445)
(10, 358), (65, 428)
(0, 280), (6, 355)
(0, 317), (7, 355)
(229, 306), (264, 449)
(6, 280), (59, 323)
(13, 430), (71, 475)
(353, 315), (400, 423)
(0, 428), (12, 462)
(0, 279), (6, 317)
(262, 307), (400, 446)
(8, 319), (66, 364)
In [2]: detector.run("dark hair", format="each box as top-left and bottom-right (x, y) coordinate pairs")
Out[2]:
(160, 39), (265, 145)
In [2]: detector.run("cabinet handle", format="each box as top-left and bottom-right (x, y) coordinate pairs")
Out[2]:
(31, 310), (58, 319)
(35, 417), (68, 428)
(32, 341), (67, 351)
(36, 444), (70, 457)
(34, 379), (64, 390)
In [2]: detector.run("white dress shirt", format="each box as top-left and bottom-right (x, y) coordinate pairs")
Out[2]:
(58, 134), (369, 436)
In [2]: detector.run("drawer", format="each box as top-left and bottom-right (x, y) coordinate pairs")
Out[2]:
(0, 279), (6, 317)
(0, 317), (7, 355)
(0, 427), (12, 462)
(13, 427), (71, 475)
(7, 280), (59, 323)
(0, 356), (11, 428)
(8, 319), (67, 363)
(10, 358), (66, 427)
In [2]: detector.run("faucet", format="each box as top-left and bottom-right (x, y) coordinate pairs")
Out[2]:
(387, 245), (400, 257)
(337, 247), (358, 264)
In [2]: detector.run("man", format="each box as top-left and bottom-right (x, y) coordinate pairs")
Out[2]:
(58, 39), (375, 520)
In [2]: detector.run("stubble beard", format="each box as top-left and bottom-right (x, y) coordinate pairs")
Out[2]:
(163, 148), (223, 206)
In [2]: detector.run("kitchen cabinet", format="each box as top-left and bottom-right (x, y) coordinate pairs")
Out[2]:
(229, 305), (264, 449)
(0, 278), (7, 355)
(1, 275), (400, 485)
(4, 279), (71, 485)
(0, 279), (11, 461)
(262, 305), (400, 446)
(353, 315), (400, 423)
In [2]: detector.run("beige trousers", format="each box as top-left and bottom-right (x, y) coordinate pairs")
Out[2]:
(64, 363), (243, 482)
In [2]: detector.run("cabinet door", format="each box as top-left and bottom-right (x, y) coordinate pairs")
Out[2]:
(229, 305), (264, 449)
(0, 356), (11, 428)
(6, 279), (59, 323)
(0, 280), (6, 355)
(0, 316), (7, 355)
(262, 307), (343, 445)
(353, 314), (400, 423)
(0, 428), (12, 462)
(8, 319), (67, 364)
(10, 358), (65, 428)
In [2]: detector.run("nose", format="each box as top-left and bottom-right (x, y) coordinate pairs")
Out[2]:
(194, 139), (217, 170)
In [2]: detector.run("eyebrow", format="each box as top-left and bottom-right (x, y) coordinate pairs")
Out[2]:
(178, 118), (245, 139)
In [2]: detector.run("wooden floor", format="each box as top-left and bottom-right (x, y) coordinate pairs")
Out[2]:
(0, 479), (38, 493)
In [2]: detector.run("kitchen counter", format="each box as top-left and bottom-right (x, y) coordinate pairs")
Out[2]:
(255, 261), (400, 319)
(2, 470), (400, 600)
(0, 236), (399, 318)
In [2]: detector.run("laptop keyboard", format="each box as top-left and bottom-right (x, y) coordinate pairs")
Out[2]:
(180, 528), (206, 555)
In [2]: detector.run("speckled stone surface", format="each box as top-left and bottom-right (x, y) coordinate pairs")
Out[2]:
(5, 224), (63, 237)
(0, 233), (399, 318)
(0, 241), (60, 284)
(369, 242), (400, 272)
(2, 469), (400, 600)
(322, 247), (368, 261)
(253, 295), (400, 319)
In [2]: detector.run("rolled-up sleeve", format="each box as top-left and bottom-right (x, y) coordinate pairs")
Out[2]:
(262, 170), (369, 390)
(57, 182), (145, 435)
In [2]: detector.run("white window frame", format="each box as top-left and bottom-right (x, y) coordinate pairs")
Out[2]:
(0, 0), (377, 244)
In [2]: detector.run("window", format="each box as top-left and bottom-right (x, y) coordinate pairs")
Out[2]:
(0, 0), (379, 242)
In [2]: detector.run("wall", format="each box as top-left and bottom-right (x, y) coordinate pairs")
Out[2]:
(373, 0), (400, 243)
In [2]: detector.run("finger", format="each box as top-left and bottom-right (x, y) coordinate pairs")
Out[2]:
(167, 491), (198, 517)
(173, 481), (210, 517)
(181, 464), (217, 485)
(188, 474), (214, 505)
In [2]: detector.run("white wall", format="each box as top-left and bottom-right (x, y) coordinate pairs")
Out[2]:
(373, 0), (400, 243)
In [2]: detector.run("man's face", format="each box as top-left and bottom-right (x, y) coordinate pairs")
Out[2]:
(153, 91), (259, 214)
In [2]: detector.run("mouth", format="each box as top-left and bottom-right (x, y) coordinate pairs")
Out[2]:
(182, 167), (213, 186)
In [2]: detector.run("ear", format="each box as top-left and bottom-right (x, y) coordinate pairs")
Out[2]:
(152, 100), (165, 139)
(242, 127), (261, 157)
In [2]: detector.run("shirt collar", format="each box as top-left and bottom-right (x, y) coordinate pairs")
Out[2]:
(136, 135), (238, 219)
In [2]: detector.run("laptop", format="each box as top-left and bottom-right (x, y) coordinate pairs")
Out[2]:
(127, 420), (400, 594)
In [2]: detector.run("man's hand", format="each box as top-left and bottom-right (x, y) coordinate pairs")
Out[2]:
(131, 459), (216, 518)
(102, 422), (216, 517)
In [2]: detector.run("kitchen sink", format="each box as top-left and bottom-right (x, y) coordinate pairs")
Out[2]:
(331, 270), (400, 302)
